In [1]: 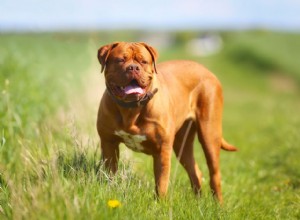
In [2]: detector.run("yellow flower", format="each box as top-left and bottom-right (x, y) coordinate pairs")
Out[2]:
(107, 199), (121, 208)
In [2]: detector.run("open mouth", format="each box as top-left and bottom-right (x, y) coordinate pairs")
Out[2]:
(108, 79), (146, 99)
(122, 80), (145, 95)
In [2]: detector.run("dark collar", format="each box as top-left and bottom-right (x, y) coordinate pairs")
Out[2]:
(106, 86), (158, 108)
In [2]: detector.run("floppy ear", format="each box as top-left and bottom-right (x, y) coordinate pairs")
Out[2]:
(97, 42), (119, 73)
(140, 42), (159, 74)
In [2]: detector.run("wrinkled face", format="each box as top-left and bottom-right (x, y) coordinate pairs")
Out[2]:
(98, 42), (158, 102)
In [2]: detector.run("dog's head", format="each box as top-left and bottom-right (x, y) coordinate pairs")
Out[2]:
(98, 42), (158, 103)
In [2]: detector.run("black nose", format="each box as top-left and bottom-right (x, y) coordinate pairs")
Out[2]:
(126, 64), (140, 72)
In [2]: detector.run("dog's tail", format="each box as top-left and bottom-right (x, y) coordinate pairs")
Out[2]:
(221, 138), (238, 151)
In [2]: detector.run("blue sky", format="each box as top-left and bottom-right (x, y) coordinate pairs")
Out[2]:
(1, 0), (300, 31)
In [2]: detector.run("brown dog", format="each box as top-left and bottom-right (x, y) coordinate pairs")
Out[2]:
(96, 42), (237, 203)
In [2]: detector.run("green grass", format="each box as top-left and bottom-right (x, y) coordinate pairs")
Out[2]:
(1, 31), (300, 219)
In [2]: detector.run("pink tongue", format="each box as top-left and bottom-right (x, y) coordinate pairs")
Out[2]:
(124, 84), (144, 95)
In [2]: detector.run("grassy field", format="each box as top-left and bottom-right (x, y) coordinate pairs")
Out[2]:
(0, 30), (300, 219)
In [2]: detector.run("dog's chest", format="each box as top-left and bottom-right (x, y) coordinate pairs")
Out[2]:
(114, 130), (147, 152)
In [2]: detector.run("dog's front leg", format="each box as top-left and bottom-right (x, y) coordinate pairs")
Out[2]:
(100, 139), (120, 175)
(152, 142), (173, 198)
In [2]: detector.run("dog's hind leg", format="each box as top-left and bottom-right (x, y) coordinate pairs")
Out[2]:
(195, 82), (224, 203)
(173, 120), (202, 194)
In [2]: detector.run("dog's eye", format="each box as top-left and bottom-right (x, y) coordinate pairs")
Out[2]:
(116, 58), (125, 63)
(141, 60), (148, 65)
